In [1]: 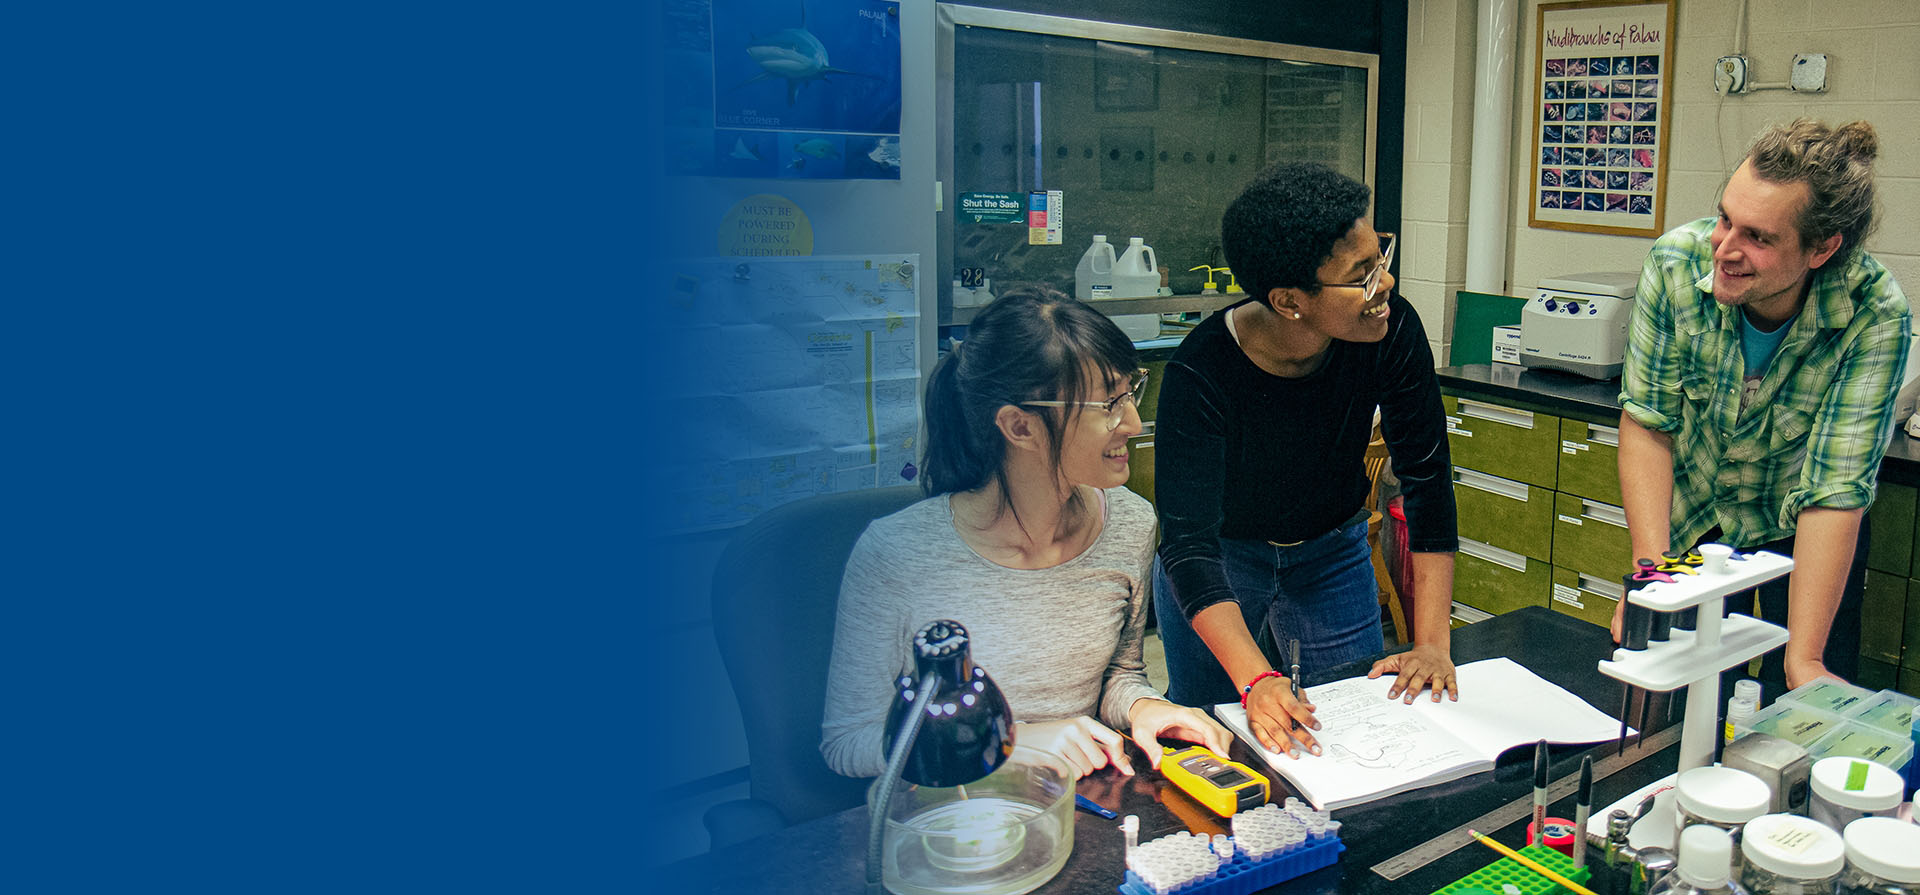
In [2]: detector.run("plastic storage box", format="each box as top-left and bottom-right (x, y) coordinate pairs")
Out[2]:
(1778, 679), (1875, 716)
(1843, 690), (1920, 737)
(1738, 700), (1848, 747)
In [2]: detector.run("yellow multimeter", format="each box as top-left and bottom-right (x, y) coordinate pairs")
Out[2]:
(1160, 746), (1269, 817)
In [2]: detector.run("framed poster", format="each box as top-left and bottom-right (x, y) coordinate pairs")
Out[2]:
(1528, 0), (1674, 237)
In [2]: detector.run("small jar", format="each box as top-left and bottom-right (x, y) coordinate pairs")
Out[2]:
(1679, 765), (1774, 838)
(1741, 813), (1845, 894)
(1811, 758), (1902, 833)
(1840, 817), (1920, 894)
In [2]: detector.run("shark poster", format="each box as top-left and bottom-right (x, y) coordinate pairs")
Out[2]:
(712, 0), (900, 134)
(662, 0), (902, 180)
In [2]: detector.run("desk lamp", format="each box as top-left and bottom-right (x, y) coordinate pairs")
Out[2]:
(866, 619), (1015, 895)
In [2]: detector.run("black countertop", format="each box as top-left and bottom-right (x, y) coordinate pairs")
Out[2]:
(1438, 363), (1920, 487)
(666, 607), (1681, 895)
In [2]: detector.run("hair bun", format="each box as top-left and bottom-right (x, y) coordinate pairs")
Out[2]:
(1834, 121), (1878, 164)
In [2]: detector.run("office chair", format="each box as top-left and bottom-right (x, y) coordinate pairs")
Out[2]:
(703, 485), (924, 850)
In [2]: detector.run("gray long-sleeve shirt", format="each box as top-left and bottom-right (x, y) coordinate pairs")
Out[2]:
(820, 486), (1162, 778)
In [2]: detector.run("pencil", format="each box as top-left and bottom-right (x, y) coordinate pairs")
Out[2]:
(1465, 829), (1599, 895)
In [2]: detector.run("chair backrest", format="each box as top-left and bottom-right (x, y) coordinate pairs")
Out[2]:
(710, 485), (925, 827)
(1363, 431), (1391, 513)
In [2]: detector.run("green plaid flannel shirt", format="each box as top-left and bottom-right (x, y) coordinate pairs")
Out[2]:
(1619, 217), (1912, 549)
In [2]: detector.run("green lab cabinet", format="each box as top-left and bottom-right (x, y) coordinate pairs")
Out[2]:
(1453, 468), (1553, 562)
(1136, 359), (1168, 423)
(1867, 481), (1915, 577)
(1550, 492), (1632, 582)
(1899, 666), (1920, 701)
(1549, 565), (1621, 630)
(1556, 418), (1623, 506)
(1857, 658), (1898, 693)
(1860, 570), (1907, 667)
(1454, 537), (1551, 617)
(1443, 396), (1561, 490)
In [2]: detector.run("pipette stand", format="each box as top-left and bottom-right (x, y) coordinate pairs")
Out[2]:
(1589, 546), (1791, 849)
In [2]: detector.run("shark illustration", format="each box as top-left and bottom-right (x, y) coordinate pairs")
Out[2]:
(735, 2), (875, 106)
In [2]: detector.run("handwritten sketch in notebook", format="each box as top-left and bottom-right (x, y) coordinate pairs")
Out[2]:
(1306, 678), (1474, 772)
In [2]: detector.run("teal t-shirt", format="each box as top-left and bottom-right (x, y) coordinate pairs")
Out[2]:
(1739, 309), (1798, 408)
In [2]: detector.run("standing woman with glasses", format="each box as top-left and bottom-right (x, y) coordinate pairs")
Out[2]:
(1152, 163), (1461, 760)
(821, 286), (1231, 781)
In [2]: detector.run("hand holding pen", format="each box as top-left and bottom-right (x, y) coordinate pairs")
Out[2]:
(1241, 659), (1321, 759)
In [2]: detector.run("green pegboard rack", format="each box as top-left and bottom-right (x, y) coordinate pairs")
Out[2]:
(1431, 843), (1592, 895)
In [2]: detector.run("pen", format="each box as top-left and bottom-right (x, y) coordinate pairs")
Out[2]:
(1075, 793), (1117, 819)
(1571, 755), (1593, 867)
(1531, 739), (1548, 846)
(1467, 829), (1600, 895)
(1288, 639), (1306, 757)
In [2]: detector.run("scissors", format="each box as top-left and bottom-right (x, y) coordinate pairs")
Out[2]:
(1629, 558), (1675, 585)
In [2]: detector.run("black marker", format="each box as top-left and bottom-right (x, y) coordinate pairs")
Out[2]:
(1531, 739), (1548, 846)
(1571, 755), (1593, 867)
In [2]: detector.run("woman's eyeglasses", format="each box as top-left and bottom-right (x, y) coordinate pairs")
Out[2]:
(1310, 232), (1396, 305)
(1019, 369), (1150, 432)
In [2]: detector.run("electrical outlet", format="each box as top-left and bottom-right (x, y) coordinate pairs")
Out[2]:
(1714, 55), (1748, 95)
(1790, 53), (1828, 92)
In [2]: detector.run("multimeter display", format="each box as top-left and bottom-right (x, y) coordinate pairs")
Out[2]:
(1162, 746), (1269, 816)
(1180, 753), (1251, 787)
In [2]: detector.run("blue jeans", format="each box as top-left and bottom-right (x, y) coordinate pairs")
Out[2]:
(1153, 519), (1384, 708)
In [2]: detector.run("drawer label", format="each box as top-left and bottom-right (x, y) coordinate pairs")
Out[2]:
(1557, 514), (1583, 525)
(1552, 584), (1585, 608)
(1562, 440), (1590, 452)
(1448, 428), (1473, 438)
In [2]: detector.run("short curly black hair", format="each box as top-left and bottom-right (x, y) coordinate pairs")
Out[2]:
(1221, 163), (1372, 307)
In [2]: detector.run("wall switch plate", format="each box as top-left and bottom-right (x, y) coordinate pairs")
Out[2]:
(1714, 55), (1748, 95)
(1790, 53), (1829, 92)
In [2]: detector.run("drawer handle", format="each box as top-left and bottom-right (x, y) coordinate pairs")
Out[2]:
(1458, 536), (1528, 573)
(1577, 573), (1624, 601)
(1450, 601), (1494, 624)
(1580, 499), (1628, 528)
(1587, 423), (1620, 447)
(1457, 399), (1535, 429)
(1139, 420), (1155, 436)
(1454, 468), (1530, 501)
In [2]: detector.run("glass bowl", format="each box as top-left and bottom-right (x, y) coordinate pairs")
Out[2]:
(872, 743), (1075, 895)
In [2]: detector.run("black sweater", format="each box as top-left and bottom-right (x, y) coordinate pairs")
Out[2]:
(1154, 295), (1458, 620)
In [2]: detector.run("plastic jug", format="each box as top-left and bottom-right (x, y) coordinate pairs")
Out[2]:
(1111, 237), (1160, 298)
(1074, 236), (1117, 302)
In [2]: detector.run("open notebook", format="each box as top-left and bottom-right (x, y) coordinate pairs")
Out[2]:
(1215, 657), (1629, 811)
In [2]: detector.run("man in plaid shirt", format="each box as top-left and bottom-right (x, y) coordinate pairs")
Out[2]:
(1617, 119), (1909, 694)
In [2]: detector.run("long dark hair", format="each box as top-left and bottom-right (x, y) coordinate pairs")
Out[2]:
(922, 286), (1139, 508)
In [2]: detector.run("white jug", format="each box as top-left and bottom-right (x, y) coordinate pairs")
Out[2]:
(1111, 237), (1160, 299)
(1074, 236), (1117, 302)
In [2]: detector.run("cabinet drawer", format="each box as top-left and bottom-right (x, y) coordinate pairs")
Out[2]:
(1858, 657), (1898, 692)
(1902, 578), (1920, 672)
(1125, 431), (1155, 506)
(1862, 571), (1906, 667)
(1454, 468), (1553, 561)
(1870, 481), (1916, 577)
(1443, 396), (1560, 489)
(1550, 492), (1632, 581)
(1137, 360), (1168, 423)
(1556, 418), (1623, 505)
(1550, 565), (1622, 630)
(1454, 537), (1551, 616)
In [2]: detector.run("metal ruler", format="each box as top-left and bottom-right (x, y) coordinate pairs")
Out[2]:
(1370, 723), (1684, 880)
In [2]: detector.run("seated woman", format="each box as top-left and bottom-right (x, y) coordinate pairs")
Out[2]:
(821, 286), (1231, 780)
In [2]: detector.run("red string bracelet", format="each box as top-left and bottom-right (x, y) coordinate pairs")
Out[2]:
(1240, 670), (1285, 708)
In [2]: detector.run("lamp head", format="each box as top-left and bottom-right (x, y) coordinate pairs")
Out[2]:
(885, 620), (1014, 787)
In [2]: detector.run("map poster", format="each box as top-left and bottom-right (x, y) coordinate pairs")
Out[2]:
(656, 254), (921, 533)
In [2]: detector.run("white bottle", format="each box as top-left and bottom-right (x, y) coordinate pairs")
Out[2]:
(1111, 237), (1160, 298)
(1650, 825), (1749, 895)
(1074, 235), (1117, 301)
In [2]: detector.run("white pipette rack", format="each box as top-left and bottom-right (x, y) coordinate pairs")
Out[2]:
(1588, 546), (1792, 850)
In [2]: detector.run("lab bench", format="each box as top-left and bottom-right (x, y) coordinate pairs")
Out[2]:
(1437, 363), (1920, 698)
